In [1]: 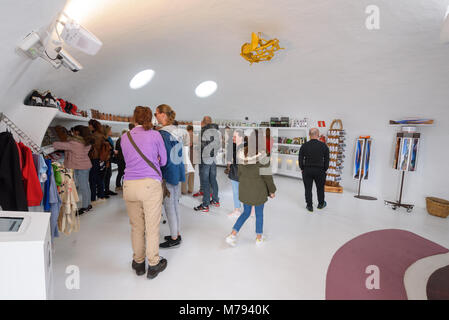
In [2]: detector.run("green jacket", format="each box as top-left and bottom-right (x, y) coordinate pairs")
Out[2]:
(238, 150), (277, 206)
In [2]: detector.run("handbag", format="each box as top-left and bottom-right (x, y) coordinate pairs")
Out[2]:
(126, 131), (170, 198)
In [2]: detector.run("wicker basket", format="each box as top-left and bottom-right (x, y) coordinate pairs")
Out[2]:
(426, 197), (449, 218)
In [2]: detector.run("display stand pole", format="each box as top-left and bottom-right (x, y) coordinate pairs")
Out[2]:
(354, 137), (377, 201)
(398, 171), (405, 204)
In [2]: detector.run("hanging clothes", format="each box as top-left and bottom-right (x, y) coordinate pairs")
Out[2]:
(28, 154), (48, 212)
(48, 164), (62, 239)
(32, 153), (48, 184)
(57, 166), (80, 235)
(0, 132), (28, 211)
(18, 142), (43, 207)
(43, 159), (53, 211)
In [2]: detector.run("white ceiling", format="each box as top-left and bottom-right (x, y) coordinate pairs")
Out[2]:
(2, 0), (449, 122)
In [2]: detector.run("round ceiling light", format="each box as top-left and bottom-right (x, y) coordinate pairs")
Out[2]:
(195, 81), (217, 98)
(129, 69), (155, 89)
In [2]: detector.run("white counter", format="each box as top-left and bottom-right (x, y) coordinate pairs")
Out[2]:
(0, 211), (53, 300)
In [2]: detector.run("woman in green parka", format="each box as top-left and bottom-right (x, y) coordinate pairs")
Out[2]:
(225, 129), (276, 247)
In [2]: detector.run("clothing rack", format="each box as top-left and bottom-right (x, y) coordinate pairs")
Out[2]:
(0, 112), (43, 154)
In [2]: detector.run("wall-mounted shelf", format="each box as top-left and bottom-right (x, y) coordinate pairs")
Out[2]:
(274, 143), (302, 147)
(4, 106), (130, 149)
(218, 125), (308, 131)
(273, 153), (298, 158)
(53, 109), (130, 126)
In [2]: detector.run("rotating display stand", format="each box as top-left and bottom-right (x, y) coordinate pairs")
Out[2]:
(353, 136), (377, 201)
(384, 126), (421, 213)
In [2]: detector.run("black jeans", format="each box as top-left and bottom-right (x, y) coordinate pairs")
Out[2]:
(89, 159), (105, 201)
(104, 162), (112, 193)
(116, 160), (125, 188)
(302, 167), (326, 207)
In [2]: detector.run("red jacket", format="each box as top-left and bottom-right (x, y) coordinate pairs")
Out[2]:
(18, 142), (43, 206)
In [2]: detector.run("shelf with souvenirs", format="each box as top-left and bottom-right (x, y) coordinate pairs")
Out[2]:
(325, 119), (346, 193)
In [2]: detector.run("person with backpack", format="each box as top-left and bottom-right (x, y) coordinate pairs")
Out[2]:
(103, 125), (118, 196)
(225, 129), (277, 247)
(88, 119), (108, 203)
(121, 106), (168, 279)
(154, 104), (185, 249)
(52, 125), (94, 215)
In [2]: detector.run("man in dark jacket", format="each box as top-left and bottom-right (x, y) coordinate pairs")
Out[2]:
(194, 116), (220, 212)
(298, 128), (330, 212)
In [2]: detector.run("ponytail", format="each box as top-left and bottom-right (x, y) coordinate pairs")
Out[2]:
(156, 104), (176, 125)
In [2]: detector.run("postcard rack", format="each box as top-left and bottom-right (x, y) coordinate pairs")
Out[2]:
(384, 127), (421, 213)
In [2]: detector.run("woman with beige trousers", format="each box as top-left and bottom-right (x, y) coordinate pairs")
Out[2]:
(121, 106), (168, 279)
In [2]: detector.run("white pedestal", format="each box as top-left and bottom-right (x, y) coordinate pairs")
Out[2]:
(0, 211), (53, 300)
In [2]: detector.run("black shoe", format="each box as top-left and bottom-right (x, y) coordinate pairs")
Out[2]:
(159, 237), (181, 249)
(194, 204), (209, 212)
(87, 205), (93, 211)
(77, 208), (88, 216)
(306, 206), (313, 212)
(317, 201), (327, 209)
(164, 235), (182, 242)
(101, 195), (110, 199)
(106, 191), (118, 196)
(132, 260), (146, 276)
(147, 258), (167, 279)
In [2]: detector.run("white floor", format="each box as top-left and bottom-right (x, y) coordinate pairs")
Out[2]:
(52, 168), (449, 300)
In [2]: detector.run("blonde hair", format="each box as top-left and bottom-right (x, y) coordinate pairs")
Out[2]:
(156, 104), (176, 125)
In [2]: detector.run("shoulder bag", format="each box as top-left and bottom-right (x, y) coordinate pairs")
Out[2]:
(126, 131), (170, 198)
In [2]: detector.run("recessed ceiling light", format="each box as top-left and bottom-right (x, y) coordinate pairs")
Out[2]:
(129, 69), (155, 89)
(195, 81), (217, 98)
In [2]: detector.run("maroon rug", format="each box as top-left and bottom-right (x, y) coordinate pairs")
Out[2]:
(326, 229), (448, 300)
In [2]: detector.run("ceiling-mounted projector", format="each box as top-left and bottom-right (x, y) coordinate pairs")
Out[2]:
(59, 18), (102, 55)
(16, 12), (102, 72)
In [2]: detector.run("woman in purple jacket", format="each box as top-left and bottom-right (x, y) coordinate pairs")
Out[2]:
(120, 106), (168, 280)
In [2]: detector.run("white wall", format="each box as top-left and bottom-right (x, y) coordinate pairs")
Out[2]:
(0, 0), (448, 208)
(0, 0), (67, 115)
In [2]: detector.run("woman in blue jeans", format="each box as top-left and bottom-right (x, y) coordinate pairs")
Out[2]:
(155, 104), (185, 249)
(225, 129), (276, 247)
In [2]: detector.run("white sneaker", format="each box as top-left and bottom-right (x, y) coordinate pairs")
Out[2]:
(227, 209), (241, 218)
(255, 236), (266, 247)
(225, 234), (237, 247)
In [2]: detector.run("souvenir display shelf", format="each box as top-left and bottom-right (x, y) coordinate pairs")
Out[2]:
(353, 136), (377, 200)
(384, 126), (423, 213)
(216, 125), (309, 179)
(325, 119), (346, 193)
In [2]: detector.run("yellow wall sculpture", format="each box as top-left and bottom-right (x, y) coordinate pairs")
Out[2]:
(241, 32), (284, 64)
